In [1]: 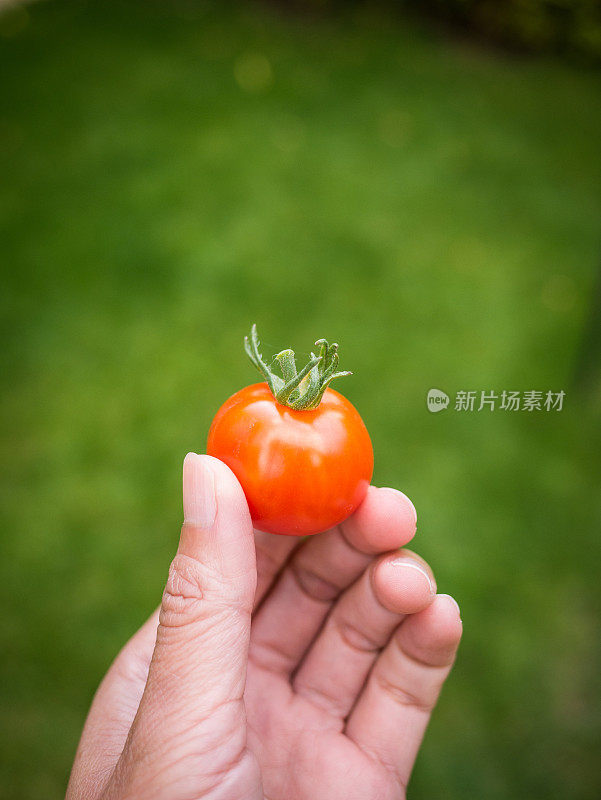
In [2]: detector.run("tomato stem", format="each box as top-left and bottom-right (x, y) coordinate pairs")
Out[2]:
(244, 324), (352, 410)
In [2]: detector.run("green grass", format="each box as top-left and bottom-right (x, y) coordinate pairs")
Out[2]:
(1, 2), (601, 798)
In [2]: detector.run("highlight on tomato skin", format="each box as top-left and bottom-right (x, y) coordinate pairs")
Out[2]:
(206, 326), (374, 537)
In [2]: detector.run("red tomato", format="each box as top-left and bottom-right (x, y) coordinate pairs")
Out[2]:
(207, 382), (373, 536)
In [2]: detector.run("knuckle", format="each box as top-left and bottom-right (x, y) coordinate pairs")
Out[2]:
(160, 554), (210, 628)
(160, 554), (251, 631)
(291, 562), (341, 602)
(111, 645), (152, 688)
(336, 618), (381, 654)
(375, 670), (436, 712)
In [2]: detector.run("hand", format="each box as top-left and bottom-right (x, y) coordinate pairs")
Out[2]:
(67, 454), (462, 800)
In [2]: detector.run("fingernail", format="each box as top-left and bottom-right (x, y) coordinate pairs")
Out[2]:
(399, 492), (418, 526)
(390, 557), (435, 595)
(183, 453), (217, 528)
(439, 593), (461, 618)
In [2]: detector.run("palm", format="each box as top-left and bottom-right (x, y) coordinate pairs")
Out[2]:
(246, 665), (401, 800)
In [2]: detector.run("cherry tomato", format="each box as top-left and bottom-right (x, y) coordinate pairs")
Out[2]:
(206, 325), (374, 536)
(207, 382), (373, 536)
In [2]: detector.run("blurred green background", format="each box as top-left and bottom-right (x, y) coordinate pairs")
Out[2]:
(1, 1), (601, 798)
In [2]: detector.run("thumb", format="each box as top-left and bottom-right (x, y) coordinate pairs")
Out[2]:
(108, 453), (258, 797)
(154, 452), (257, 699)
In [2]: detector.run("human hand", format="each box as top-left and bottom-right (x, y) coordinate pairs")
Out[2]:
(67, 454), (462, 800)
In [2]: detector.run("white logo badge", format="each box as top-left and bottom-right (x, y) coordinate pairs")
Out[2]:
(427, 388), (449, 413)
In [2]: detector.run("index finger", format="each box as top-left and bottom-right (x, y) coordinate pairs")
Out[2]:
(253, 485), (417, 611)
(339, 485), (417, 554)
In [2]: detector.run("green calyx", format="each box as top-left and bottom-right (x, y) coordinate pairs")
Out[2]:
(244, 324), (352, 410)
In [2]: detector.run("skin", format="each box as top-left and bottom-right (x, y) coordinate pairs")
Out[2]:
(67, 453), (462, 800)
(207, 383), (374, 536)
